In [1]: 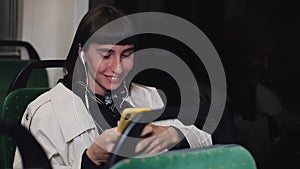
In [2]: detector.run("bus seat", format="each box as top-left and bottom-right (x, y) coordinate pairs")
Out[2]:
(111, 144), (257, 169)
(0, 60), (49, 112)
(0, 40), (40, 60)
(0, 87), (50, 168)
(0, 119), (51, 169)
(0, 60), (64, 168)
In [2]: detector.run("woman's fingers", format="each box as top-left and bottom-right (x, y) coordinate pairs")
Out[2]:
(135, 135), (167, 155)
(135, 136), (156, 153)
(86, 143), (112, 165)
(140, 124), (153, 137)
(87, 127), (121, 165)
(135, 126), (182, 155)
(94, 127), (120, 152)
(143, 137), (165, 154)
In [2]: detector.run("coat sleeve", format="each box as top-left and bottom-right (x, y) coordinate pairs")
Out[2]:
(130, 83), (212, 148)
(13, 101), (93, 169)
(152, 119), (212, 148)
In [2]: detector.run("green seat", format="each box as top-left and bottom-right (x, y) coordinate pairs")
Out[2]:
(0, 120), (51, 169)
(111, 144), (257, 169)
(0, 60), (63, 168)
(0, 60), (49, 112)
(0, 87), (50, 168)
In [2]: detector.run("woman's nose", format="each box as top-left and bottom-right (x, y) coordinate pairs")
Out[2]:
(110, 57), (123, 73)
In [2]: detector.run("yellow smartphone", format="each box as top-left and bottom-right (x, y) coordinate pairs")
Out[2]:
(117, 107), (152, 133)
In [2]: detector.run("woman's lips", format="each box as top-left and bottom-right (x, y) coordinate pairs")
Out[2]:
(105, 75), (122, 83)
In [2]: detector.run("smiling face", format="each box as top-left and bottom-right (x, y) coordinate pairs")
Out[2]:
(84, 43), (134, 96)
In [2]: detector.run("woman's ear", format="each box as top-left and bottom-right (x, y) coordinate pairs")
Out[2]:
(78, 43), (85, 64)
(79, 51), (85, 64)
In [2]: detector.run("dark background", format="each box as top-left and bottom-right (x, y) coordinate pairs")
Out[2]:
(1, 0), (299, 168)
(89, 1), (300, 168)
(90, 0), (300, 112)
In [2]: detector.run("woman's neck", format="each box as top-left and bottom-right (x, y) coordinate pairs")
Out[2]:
(87, 75), (106, 96)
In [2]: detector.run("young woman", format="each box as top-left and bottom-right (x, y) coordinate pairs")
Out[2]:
(13, 5), (211, 169)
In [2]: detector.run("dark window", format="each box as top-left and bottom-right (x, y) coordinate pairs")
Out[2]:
(0, 0), (18, 40)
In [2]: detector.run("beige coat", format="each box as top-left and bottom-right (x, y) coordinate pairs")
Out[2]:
(13, 83), (211, 169)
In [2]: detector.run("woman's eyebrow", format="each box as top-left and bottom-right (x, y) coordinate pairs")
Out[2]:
(96, 47), (134, 53)
(123, 47), (135, 52)
(96, 48), (112, 53)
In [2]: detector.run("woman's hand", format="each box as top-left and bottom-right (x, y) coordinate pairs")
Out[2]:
(86, 127), (120, 165)
(135, 124), (182, 155)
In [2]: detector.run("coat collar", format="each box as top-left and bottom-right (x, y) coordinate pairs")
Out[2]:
(49, 83), (95, 142)
(48, 83), (164, 142)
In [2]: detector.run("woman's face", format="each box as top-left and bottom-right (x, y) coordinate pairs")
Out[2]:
(84, 43), (134, 95)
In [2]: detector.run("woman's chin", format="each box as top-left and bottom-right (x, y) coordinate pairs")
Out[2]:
(105, 83), (122, 91)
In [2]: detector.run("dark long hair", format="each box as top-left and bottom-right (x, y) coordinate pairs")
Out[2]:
(63, 5), (135, 85)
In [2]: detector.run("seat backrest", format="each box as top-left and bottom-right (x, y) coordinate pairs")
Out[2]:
(7, 60), (65, 94)
(0, 60), (49, 112)
(111, 144), (257, 169)
(0, 40), (40, 60)
(0, 87), (50, 168)
(0, 60), (63, 168)
(0, 120), (51, 169)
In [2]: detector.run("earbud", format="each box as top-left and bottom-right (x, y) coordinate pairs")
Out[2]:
(79, 50), (90, 111)
(79, 51), (85, 64)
